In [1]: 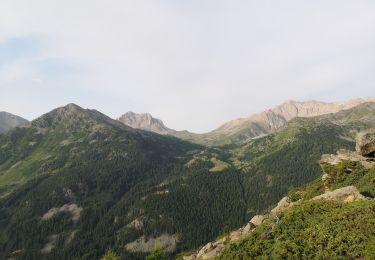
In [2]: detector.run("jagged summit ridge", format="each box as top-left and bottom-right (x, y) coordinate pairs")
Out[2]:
(116, 97), (375, 145)
(118, 111), (173, 134)
(212, 97), (375, 135)
(31, 103), (128, 130)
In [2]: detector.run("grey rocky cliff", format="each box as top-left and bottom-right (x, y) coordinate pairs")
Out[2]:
(118, 111), (174, 135)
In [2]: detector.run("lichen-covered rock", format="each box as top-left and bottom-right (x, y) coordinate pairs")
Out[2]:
(320, 149), (375, 170)
(312, 186), (367, 202)
(356, 132), (375, 157)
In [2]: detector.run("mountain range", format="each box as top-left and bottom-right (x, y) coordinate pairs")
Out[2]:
(118, 98), (375, 145)
(3, 98), (375, 143)
(0, 98), (375, 259)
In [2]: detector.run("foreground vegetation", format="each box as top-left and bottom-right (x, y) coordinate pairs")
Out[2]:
(219, 200), (375, 259)
(219, 154), (375, 259)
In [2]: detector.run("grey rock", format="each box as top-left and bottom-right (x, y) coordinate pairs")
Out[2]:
(356, 132), (375, 157)
(312, 186), (367, 202)
(118, 111), (174, 135)
(249, 215), (266, 226)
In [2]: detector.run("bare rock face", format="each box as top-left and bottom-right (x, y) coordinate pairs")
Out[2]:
(41, 203), (83, 224)
(249, 215), (266, 226)
(356, 132), (375, 157)
(211, 98), (375, 136)
(118, 111), (175, 135)
(125, 234), (179, 253)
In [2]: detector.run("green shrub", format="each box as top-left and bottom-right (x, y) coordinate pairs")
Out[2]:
(219, 200), (375, 259)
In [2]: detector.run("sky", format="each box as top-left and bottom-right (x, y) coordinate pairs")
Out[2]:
(0, 1), (375, 133)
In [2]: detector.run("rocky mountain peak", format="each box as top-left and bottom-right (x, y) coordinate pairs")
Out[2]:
(118, 111), (174, 135)
(31, 103), (126, 130)
(64, 103), (83, 112)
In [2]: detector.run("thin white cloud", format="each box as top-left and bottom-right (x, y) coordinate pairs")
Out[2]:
(0, 0), (375, 132)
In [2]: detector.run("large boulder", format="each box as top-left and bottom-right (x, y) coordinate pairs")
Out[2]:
(356, 132), (375, 157)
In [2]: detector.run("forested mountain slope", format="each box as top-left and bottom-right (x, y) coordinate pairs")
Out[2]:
(0, 104), (199, 259)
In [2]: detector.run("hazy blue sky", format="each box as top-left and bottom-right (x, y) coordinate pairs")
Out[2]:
(1, 1), (375, 132)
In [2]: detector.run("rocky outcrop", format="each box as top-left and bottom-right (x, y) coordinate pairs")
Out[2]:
(196, 242), (223, 259)
(41, 234), (58, 254)
(356, 131), (375, 157)
(312, 186), (367, 202)
(320, 149), (375, 170)
(125, 234), (179, 253)
(184, 180), (372, 260)
(186, 183), (371, 259)
(270, 196), (298, 215)
(41, 204), (83, 224)
(118, 111), (174, 135)
(184, 196), (296, 259)
(126, 218), (144, 230)
(249, 215), (266, 226)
